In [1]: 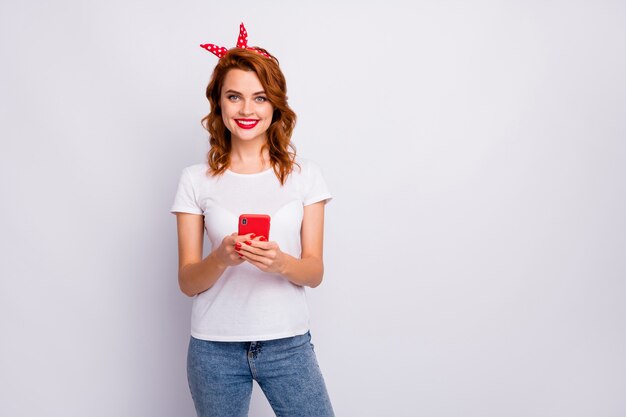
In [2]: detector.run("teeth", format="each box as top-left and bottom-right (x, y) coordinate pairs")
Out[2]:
(237, 120), (257, 125)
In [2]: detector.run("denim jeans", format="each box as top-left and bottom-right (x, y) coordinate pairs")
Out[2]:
(187, 331), (335, 417)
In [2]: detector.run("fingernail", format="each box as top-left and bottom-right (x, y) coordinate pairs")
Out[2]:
(244, 240), (252, 246)
(259, 236), (267, 242)
(250, 234), (256, 239)
(235, 242), (242, 249)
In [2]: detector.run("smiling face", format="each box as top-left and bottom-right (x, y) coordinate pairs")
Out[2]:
(220, 68), (274, 144)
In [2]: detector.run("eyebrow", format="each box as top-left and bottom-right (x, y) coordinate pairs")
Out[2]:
(223, 89), (266, 96)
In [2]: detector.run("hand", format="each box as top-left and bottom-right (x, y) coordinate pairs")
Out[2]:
(213, 232), (249, 268)
(236, 234), (289, 274)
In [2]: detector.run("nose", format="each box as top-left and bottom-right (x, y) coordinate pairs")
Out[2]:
(239, 99), (253, 117)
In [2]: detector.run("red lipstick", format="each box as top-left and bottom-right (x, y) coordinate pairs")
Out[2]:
(235, 119), (259, 129)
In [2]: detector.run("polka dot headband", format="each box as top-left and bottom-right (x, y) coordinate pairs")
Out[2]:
(200, 22), (271, 59)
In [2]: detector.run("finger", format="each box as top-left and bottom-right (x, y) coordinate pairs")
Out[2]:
(233, 234), (246, 241)
(233, 234), (251, 245)
(234, 242), (254, 260)
(243, 239), (273, 250)
(234, 246), (245, 260)
(241, 250), (269, 266)
(231, 248), (244, 259)
(226, 233), (244, 245)
(238, 241), (263, 255)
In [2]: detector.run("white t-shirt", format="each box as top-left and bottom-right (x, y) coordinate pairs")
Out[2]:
(170, 157), (332, 342)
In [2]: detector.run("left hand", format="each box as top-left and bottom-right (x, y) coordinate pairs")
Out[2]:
(236, 234), (289, 274)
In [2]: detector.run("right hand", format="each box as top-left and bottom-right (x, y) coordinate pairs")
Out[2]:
(213, 232), (248, 267)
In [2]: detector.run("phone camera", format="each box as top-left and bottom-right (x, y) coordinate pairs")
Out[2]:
(241, 218), (247, 225)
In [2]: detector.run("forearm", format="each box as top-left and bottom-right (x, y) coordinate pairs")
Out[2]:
(280, 255), (324, 288)
(179, 251), (228, 296)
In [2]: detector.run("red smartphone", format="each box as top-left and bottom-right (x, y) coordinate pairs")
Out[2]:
(238, 214), (270, 240)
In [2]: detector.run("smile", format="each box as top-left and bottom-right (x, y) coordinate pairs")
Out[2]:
(235, 119), (259, 129)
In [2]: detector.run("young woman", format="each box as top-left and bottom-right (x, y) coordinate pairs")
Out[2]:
(170, 24), (335, 417)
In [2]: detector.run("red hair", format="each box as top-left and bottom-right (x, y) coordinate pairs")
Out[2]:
(201, 48), (298, 185)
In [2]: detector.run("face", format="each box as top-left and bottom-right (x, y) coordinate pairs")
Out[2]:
(220, 68), (274, 144)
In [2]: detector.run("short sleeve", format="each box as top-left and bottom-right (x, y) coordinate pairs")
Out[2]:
(303, 160), (333, 206)
(170, 167), (203, 215)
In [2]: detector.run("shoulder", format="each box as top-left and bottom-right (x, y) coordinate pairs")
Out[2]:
(291, 156), (332, 204)
(292, 156), (323, 177)
(183, 162), (210, 176)
(178, 162), (213, 182)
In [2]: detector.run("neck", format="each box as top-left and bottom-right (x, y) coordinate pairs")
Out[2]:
(229, 136), (270, 171)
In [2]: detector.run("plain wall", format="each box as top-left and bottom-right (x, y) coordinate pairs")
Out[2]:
(1, 0), (625, 416)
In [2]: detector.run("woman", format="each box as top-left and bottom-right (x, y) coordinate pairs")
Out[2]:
(170, 23), (335, 417)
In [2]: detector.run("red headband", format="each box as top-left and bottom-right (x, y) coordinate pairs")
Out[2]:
(200, 22), (271, 59)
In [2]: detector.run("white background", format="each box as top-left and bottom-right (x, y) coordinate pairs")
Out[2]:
(1, 1), (625, 416)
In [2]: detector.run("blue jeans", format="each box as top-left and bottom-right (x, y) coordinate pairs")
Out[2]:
(187, 331), (335, 417)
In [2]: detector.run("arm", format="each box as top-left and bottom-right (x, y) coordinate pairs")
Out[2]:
(175, 212), (243, 297)
(238, 200), (327, 288)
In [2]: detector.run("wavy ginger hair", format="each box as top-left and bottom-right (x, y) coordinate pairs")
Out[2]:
(201, 48), (298, 185)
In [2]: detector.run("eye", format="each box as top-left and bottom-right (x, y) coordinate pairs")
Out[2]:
(227, 94), (240, 101)
(255, 96), (268, 103)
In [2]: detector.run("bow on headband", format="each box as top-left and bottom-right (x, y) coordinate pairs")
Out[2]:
(200, 22), (271, 59)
